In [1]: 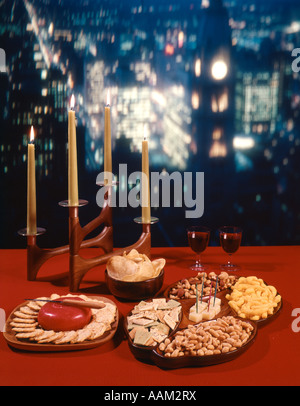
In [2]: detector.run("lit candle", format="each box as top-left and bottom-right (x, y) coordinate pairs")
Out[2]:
(141, 125), (151, 223)
(68, 95), (79, 206)
(27, 126), (37, 235)
(104, 90), (112, 184)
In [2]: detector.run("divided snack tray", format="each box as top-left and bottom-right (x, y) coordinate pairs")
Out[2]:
(124, 277), (282, 369)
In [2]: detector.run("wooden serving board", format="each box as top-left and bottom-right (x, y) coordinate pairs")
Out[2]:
(4, 296), (119, 352)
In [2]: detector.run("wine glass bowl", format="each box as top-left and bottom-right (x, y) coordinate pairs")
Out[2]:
(219, 226), (242, 271)
(187, 226), (210, 271)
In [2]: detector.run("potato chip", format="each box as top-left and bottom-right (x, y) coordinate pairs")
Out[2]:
(106, 250), (165, 282)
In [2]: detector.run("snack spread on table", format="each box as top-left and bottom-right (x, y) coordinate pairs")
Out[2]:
(226, 276), (281, 321)
(127, 298), (182, 347)
(6, 242), (282, 368)
(188, 297), (221, 323)
(9, 294), (117, 344)
(168, 271), (238, 300)
(158, 316), (255, 358)
(106, 249), (166, 282)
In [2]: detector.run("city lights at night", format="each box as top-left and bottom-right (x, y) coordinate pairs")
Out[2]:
(1, 0), (300, 248)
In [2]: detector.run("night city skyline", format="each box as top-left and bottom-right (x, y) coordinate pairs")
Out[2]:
(1, 0), (300, 249)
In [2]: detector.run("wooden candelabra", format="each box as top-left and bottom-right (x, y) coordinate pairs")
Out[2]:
(19, 185), (158, 292)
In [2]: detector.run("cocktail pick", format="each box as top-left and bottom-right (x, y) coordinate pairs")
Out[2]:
(196, 283), (199, 313)
(207, 282), (213, 311)
(200, 280), (204, 304)
(213, 276), (219, 306)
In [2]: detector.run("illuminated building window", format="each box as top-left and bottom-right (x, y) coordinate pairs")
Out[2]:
(165, 44), (174, 56)
(212, 96), (218, 113)
(178, 31), (184, 48)
(209, 128), (227, 158)
(219, 91), (228, 112)
(191, 92), (200, 110)
(211, 91), (228, 113)
(195, 59), (201, 77)
(211, 60), (228, 81)
(209, 141), (227, 158)
(212, 128), (222, 140)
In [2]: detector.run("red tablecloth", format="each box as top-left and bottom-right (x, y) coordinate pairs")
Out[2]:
(0, 246), (299, 386)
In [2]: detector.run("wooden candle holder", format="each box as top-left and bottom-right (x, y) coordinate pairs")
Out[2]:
(68, 220), (154, 292)
(18, 191), (114, 285)
(19, 187), (158, 292)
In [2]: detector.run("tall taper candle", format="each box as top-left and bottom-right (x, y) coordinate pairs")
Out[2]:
(104, 90), (112, 184)
(27, 126), (37, 235)
(68, 95), (79, 206)
(141, 125), (151, 223)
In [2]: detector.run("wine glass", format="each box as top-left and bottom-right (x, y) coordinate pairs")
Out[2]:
(219, 226), (242, 271)
(187, 226), (210, 271)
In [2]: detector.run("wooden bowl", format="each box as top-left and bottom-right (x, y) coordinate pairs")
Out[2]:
(105, 269), (164, 301)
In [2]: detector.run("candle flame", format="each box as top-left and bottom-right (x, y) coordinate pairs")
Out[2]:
(30, 126), (35, 143)
(106, 89), (111, 106)
(70, 94), (75, 110)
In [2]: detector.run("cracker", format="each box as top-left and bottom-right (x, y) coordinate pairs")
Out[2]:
(95, 308), (115, 325)
(36, 330), (56, 342)
(14, 311), (38, 320)
(54, 330), (78, 344)
(27, 302), (41, 311)
(50, 293), (60, 301)
(34, 297), (49, 307)
(89, 322), (107, 340)
(38, 332), (64, 344)
(15, 330), (42, 339)
(12, 317), (37, 324)
(133, 328), (152, 346)
(163, 314), (176, 330)
(20, 306), (38, 316)
(71, 328), (92, 343)
(12, 326), (36, 332)
(11, 321), (37, 328)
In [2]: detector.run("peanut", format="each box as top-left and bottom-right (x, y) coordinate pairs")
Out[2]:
(159, 316), (254, 359)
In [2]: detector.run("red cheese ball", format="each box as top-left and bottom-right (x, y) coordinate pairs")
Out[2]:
(38, 297), (92, 332)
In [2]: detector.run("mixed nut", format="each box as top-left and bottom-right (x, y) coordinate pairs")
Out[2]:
(168, 272), (238, 300)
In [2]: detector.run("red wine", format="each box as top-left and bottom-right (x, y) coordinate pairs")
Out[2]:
(220, 232), (241, 254)
(188, 231), (210, 254)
